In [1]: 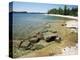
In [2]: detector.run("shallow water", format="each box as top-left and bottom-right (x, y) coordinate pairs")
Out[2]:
(11, 13), (75, 40)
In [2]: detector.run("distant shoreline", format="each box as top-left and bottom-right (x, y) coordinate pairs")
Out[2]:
(9, 12), (78, 20)
(9, 12), (46, 14)
(44, 14), (78, 20)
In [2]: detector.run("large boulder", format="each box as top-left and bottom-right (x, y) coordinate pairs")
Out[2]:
(43, 31), (61, 42)
(29, 37), (39, 43)
(19, 40), (30, 48)
(30, 32), (44, 43)
(45, 34), (58, 42)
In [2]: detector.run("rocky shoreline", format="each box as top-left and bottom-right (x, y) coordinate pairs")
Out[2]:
(13, 19), (78, 58)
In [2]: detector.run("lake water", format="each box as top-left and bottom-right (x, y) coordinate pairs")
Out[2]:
(12, 13), (74, 40)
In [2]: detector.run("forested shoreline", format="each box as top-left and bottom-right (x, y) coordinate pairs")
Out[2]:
(48, 5), (78, 16)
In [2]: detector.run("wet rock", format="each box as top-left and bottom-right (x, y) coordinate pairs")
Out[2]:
(46, 34), (58, 42)
(55, 36), (61, 43)
(61, 24), (66, 26)
(29, 32), (44, 43)
(19, 40), (30, 48)
(25, 42), (34, 50)
(45, 24), (51, 28)
(44, 32), (61, 42)
(29, 38), (40, 43)
(36, 32), (44, 40)
(44, 32), (58, 41)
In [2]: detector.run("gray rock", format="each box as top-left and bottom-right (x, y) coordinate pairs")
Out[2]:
(29, 38), (39, 43)
(46, 35), (58, 42)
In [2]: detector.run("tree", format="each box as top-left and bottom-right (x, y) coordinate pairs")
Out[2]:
(66, 8), (70, 15)
(71, 7), (78, 16)
(64, 5), (67, 15)
(48, 8), (57, 14)
(58, 7), (64, 15)
(47, 5), (78, 16)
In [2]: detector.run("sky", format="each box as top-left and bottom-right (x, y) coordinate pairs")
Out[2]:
(9, 1), (78, 13)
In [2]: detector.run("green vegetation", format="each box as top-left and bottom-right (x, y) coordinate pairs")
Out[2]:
(48, 5), (78, 16)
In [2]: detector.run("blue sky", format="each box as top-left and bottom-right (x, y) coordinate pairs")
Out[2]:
(10, 1), (78, 13)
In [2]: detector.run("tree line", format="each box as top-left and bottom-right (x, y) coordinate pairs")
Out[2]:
(48, 5), (78, 16)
